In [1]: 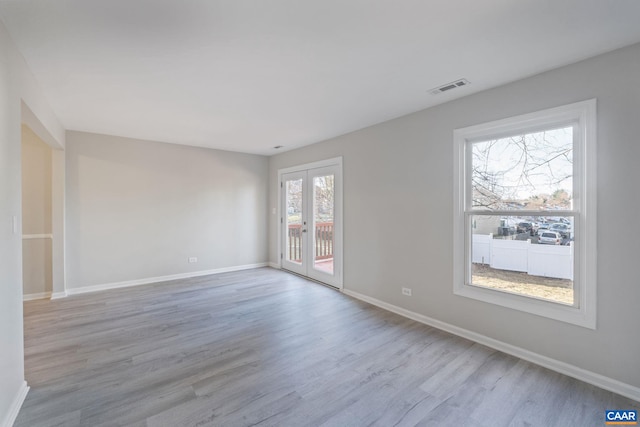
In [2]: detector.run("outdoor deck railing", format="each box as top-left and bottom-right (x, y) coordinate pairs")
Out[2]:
(287, 222), (333, 262)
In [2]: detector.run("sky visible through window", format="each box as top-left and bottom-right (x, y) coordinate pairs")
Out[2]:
(472, 126), (573, 209)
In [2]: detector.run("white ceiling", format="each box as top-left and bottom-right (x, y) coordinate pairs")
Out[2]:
(2, 1), (640, 155)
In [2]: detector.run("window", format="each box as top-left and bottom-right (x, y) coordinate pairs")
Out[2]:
(453, 100), (596, 328)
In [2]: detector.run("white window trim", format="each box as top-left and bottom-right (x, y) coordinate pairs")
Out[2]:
(453, 100), (597, 329)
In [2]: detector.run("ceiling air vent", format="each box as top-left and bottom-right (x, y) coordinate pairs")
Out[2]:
(430, 79), (470, 95)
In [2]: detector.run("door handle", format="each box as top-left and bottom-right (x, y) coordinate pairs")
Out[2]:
(302, 229), (307, 233)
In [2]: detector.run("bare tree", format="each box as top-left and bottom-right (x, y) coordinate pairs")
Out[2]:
(472, 129), (573, 209)
(286, 179), (303, 221)
(313, 175), (334, 222)
(285, 175), (335, 222)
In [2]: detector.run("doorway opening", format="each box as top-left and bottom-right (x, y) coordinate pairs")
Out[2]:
(21, 101), (66, 301)
(21, 124), (53, 300)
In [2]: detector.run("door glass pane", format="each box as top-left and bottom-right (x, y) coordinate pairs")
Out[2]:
(312, 174), (334, 274)
(471, 214), (574, 305)
(286, 179), (303, 265)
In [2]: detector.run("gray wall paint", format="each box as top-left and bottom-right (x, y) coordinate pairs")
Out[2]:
(0, 36), (24, 424)
(22, 124), (53, 296)
(0, 20), (64, 425)
(269, 43), (640, 388)
(65, 131), (269, 289)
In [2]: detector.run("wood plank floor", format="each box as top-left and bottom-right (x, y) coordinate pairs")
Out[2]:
(17, 268), (639, 426)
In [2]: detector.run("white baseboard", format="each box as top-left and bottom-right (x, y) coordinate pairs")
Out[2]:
(1, 381), (29, 427)
(50, 291), (68, 300)
(268, 262), (280, 269)
(23, 292), (52, 301)
(342, 288), (640, 403)
(65, 263), (268, 296)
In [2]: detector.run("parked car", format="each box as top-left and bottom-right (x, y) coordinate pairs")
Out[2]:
(536, 222), (550, 234)
(539, 231), (563, 245)
(517, 222), (534, 235)
(549, 223), (571, 238)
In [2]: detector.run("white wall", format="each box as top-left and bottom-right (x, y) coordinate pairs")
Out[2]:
(0, 20), (64, 427)
(269, 43), (640, 389)
(65, 131), (269, 290)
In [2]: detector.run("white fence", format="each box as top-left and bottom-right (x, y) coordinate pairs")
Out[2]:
(472, 234), (573, 280)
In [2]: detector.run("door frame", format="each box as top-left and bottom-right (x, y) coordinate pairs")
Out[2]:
(277, 157), (343, 289)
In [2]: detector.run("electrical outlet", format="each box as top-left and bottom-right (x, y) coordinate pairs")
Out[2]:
(188, 257), (198, 263)
(402, 287), (412, 296)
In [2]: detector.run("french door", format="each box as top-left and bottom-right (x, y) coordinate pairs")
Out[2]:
(280, 160), (342, 288)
